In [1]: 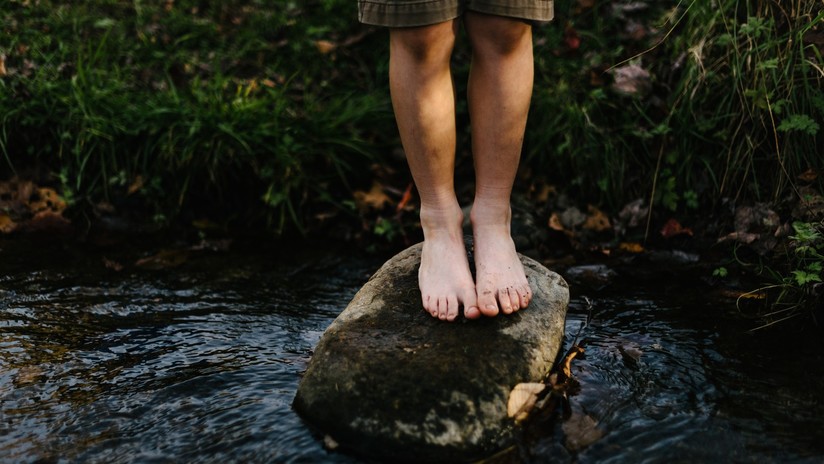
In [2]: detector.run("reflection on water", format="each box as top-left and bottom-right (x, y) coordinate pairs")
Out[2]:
(1, 238), (823, 463)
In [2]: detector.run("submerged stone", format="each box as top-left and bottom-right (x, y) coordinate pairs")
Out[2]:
(293, 241), (569, 463)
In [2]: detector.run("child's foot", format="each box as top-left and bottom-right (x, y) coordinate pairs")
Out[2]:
(471, 206), (532, 317)
(418, 205), (480, 321)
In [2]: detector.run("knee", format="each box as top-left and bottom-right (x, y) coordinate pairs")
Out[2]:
(390, 22), (456, 64)
(467, 16), (532, 59)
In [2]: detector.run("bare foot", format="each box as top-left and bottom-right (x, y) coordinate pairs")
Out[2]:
(471, 206), (532, 317)
(418, 205), (480, 321)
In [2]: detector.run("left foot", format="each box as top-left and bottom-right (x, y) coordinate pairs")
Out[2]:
(471, 205), (532, 317)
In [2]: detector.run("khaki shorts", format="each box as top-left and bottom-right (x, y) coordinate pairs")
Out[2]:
(358, 0), (554, 27)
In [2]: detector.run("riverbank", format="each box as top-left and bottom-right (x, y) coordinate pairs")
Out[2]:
(2, 0), (822, 326)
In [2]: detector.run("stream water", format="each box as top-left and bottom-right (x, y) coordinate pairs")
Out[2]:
(1, 237), (823, 463)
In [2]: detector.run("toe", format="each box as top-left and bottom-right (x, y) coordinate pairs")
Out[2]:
(478, 289), (499, 317)
(509, 286), (521, 312)
(437, 296), (448, 320)
(462, 288), (480, 320)
(423, 295), (437, 318)
(519, 285), (531, 308)
(446, 295), (459, 321)
(498, 287), (513, 314)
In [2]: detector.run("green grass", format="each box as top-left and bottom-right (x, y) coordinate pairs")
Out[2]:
(1, 0), (821, 236)
(1, 0), (394, 233)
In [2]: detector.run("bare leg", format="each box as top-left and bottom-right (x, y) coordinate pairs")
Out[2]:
(465, 12), (534, 317)
(389, 21), (480, 321)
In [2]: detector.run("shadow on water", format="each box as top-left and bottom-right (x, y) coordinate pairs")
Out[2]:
(1, 238), (823, 463)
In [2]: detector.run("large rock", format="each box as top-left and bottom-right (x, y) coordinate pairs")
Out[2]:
(294, 241), (569, 462)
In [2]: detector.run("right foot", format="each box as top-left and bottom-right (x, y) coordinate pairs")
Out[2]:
(418, 205), (480, 321)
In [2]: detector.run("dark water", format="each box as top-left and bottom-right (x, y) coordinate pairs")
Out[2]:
(1, 238), (823, 463)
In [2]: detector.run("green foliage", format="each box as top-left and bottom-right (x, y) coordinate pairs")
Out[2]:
(778, 114), (820, 136)
(526, 0), (823, 211)
(1, 0), (393, 233)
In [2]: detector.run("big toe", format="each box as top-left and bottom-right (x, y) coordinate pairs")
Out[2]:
(461, 288), (480, 320)
(478, 290), (500, 317)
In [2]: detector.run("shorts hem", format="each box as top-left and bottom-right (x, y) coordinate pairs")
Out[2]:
(358, 0), (553, 27)
(359, 0), (463, 27)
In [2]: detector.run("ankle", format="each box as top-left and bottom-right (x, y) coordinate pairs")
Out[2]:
(420, 203), (463, 237)
(470, 201), (511, 229)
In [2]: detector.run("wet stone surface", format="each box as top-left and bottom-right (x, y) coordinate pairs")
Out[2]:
(293, 241), (569, 463)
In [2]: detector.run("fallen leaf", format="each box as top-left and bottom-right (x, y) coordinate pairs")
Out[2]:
(717, 231), (759, 245)
(583, 205), (611, 232)
(735, 203), (780, 234)
(29, 187), (66, 213)
(618, 242), (645, 253)
(0, 213), (16, 233)
(396, 183), (414, 213)
(563, 413), (603, 452)
(548, 212), (565, 231)
(561, 346), (585, 380)
(507, 382), (546, 424)
(127, 175), (144, 195)
(0, 54), (6, 77)
(660, 218), (693, 238)
(532, 183), (556, 203)
(610, 63), (651, 96)
(353, 182), (392, 213)
(315, 40), (337, 54)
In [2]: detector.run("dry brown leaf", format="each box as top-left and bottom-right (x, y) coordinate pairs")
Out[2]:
(0, 213), (16, 233)
(353, 182), (392, 212)
(717, 231), (759, 245)
(29, 188), (66, 213)
(315, 40), (337, 54)
(507, 382), (546, 423)
(0, 54), (6, 77)
(548, 212), (565, 231)
(561, 346), (584, 380)
(583, 205), (612, 232)
(396, 183), (414, 213)
(563, 413), (604, 451)
(127, 175), (144, 195)
(618, 242), (645, 253)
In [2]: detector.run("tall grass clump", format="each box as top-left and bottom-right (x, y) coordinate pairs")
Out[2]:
(666, 0), (823, 204)
(525, 0), (823, 214)
(0, 0), (394, 234)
